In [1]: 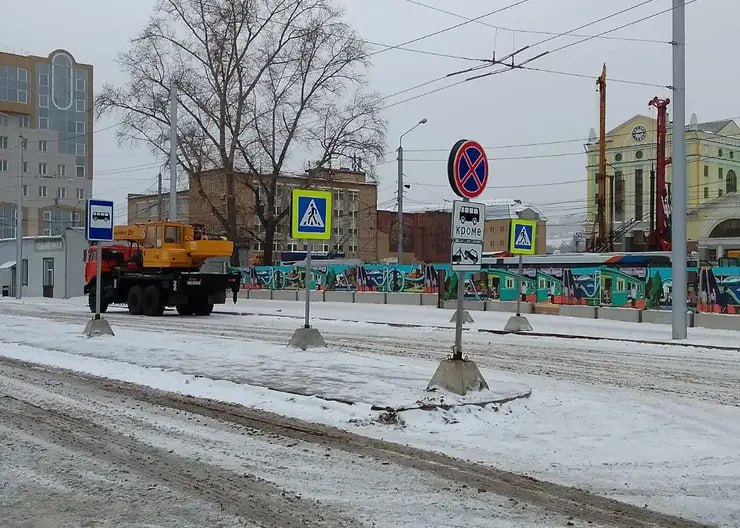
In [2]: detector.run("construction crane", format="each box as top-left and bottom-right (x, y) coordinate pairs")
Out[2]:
(647, 96), (672, 251)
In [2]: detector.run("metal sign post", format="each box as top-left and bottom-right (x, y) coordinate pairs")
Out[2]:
(288, 189), (332, 350)
(427, 139), (490, 396)
(505, 219), (536, 332)
(83, 199), (115, 338)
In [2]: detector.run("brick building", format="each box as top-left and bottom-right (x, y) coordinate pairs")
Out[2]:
(188, 168), (377, 263)
(377, 199), (547, 263)
(127, 190), (189, 224)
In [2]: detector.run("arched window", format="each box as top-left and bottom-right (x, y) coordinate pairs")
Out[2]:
(51, 52), (73, 110)
(709, 219), (740, 238)
(727, 170), (737, 194)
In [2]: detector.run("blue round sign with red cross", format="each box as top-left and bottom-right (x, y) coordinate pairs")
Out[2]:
(447, 139), (489, 199)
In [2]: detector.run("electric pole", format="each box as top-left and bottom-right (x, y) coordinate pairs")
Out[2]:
(169, 78), (178, 222)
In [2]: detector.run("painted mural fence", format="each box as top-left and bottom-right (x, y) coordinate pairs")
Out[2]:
(231, 263), (740, 312)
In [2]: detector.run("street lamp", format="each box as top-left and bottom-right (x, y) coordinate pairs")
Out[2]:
(397, 117), (428, 264)
(1, 111), (23, 298)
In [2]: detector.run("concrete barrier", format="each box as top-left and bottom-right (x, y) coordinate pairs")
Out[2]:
(272, 290), (298, 301)
(599, 306), (642, 323)
(694, 312), (740, 331)
(485, 300), (533, 314)
(297, 290), (325, 302)
(421, 294), (438, 306)
(247, 289), (272, 300)
(559, 305), (598, 319)
(355, 292), (386, 304)
(324, 291), (355, 303)
(641, 309), (695, 327)
(443, 300), (486, 311)
(386, 293), (421, 306)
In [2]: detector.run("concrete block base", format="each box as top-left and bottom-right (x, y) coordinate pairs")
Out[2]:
(355, 292), (386, 304)
(288, 327), (326, 350)
(324, 291), (355, 303)
(694, 312), (739, 330)
(599, 306), (642, 323)
(272, 290), (298, 301)
(248, 289), (272, 300)
(427, 359), (489, 396)
(421, 294), (438, 306)
(449, 310), (474, 323)
(297, 290), (324, 302)
(486, 300), (534, 314)
(386, 293), (421, 306)
(504, 315), (533, 332)
(559, 305), (598, 319)
(83, 317), (115, 337)
(443, 300), (486, 311)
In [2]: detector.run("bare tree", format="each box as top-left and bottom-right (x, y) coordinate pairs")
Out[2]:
(96, 0), (386, 265)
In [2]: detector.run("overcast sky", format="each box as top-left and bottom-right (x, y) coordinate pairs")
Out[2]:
(1, 0), (729, 233)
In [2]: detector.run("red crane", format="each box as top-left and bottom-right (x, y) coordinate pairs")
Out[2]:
(647, 96), (672, 251)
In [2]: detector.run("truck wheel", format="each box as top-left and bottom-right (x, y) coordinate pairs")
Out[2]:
(88, 288), (109, 314)
(142, 285), (164, 316)
(176, 304), (194, 316)
(194, 302), (214, 316)
(127, 286), (144, 315)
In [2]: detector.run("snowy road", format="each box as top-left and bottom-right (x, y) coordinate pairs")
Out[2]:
(0, 357), (705, 528)
(4, 298), (739, 406)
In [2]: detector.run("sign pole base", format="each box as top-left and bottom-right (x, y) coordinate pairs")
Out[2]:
(450, 310), (474, 324)
(427, 358), (489, 396)
(288, 327), (326, 350)
(83, 316), (115, 338)
(504, 315), (533, 332)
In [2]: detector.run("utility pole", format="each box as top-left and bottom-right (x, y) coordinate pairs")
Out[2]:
(397, 118), (427, 264)
(397, 142), (403, 264)
(157, 172), (163, 221)
(15, 134), (23, 299)
(596, 64), (607, 252)
(671, 0), (688, 339)
(169, 78), (178, 222)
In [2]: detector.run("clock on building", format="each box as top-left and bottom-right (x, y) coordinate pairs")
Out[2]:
(632, 125), (647, 142)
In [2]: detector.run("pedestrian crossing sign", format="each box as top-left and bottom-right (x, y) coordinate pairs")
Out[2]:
(509, 219), (537, 255)
(291, 189), (332, 240)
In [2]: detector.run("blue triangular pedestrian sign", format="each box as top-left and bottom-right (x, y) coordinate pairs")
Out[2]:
(299, 199), (324, 228)
(515, 226), (531, 248)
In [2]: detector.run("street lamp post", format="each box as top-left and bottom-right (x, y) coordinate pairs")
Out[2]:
(397, 118), (427, 264)
(15, 133), (23, 299)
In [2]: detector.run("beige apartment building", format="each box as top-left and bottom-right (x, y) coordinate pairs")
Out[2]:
(187, 167), (378, 263)
(0, 49), (94, 237)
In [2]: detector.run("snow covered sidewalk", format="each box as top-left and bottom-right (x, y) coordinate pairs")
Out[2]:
(0, 301), (738, 526)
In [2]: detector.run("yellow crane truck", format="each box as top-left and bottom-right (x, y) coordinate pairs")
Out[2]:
(84, 221), (241, 316)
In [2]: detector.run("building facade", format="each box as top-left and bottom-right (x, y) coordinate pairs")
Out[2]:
(188, 168), (377, 263)
(585, 113), (740, 255)
(0, 49), (93, 237)
(127, 191), (189, 224)
(0, 227), (87, 298)
(377, 199), (547, 263)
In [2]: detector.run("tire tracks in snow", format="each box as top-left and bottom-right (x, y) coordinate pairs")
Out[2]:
(0, 356), (712, 528)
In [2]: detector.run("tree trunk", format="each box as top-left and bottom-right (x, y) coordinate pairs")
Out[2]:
(226, 171), (240, 267)
(263, 221), (276, 266)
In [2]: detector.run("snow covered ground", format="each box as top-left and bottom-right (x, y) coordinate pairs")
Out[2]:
(0, 296), (738, 526)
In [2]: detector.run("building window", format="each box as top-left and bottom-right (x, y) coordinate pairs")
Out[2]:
(287, 243), (298, 252)
(20, 116), (29, 128)
(39, 162), (47, 176)
(39, 117), (49, 129)
(76, 78), (85, 92)
(22, 185), (28, 197)
(57, 187), (67, 199)
(22, 259), (28, 286)
(614, 172), (625, 222)
(39, 140), (48, 152)
(727, 170), (737, 194)
(76, 99), (85, 112)
(634, 169), (643, 220)
(719, 167), (724, 180)
(76, 165), (85, 178)
(718, 148), (724, 157)
(75, 121), (85, 134)
(77, 188), (85, 200)
(17, 68), (28, 82)
(39, 185), (47, 197)
(39, 94), (49, 108)
(17, 90), (27, 104)
(635, 150), (643, 159)
(0, 159), (7, 172)
(0, 206), (17, 238)
(22, 161), (28, 173)
(718, 189), (724, 197)
(0, 115), (7, 126)
(75, 143), (85, 156)
(40, 73), (49, 87)
(0, 136), (7, 149)
(704, 165), (709, 177)
(615, 152), (623, 162)
(704, 187), (709, 199)
(52, 52), (74, 110)
(57, 164), (66, 177)
(731, 151), (735, 160)
(348, 245), (358, 253)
